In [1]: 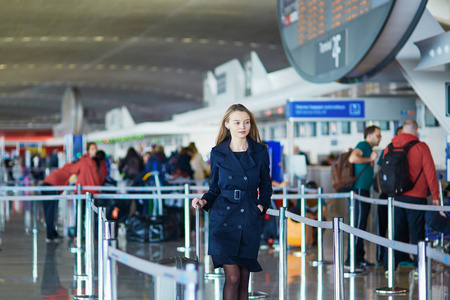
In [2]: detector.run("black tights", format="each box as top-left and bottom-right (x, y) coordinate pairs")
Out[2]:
(223, 264), (250, 300)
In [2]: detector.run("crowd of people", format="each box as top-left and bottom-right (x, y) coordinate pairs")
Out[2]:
(343, 119), (443, 279)
(117, 142), (211, 187)
(1, 109), (448, 298)
(2, 141), (212, 244)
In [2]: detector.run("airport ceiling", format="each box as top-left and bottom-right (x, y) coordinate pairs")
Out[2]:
(0, 1), (448, 132)
(0, 0), (292, 130)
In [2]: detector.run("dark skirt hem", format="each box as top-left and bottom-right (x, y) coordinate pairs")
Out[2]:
(211, 254), (262, 272)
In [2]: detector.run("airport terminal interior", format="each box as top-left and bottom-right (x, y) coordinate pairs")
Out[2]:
(1, 0), (450, 299)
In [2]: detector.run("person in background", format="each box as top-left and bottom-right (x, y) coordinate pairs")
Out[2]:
(119, 147), (144, 186)
(173, 147), (194, 179)
(41, 150), (106, 242)
(320, 154), (336, 166)
(375, 126), (412, 266)
(188, 142), (210, 183)
(47, 150), (59, 169)
(74, 144), (108, 194)
(293, 145), (310, 165)
(4, 151), (15, 182)
(344, 125), (381, 271)
(382, 119), (440, 276)
(192, 104), (272, 300)
(142, 145), (169, 185)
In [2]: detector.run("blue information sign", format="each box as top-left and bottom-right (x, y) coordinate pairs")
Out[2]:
(286, 100), (365, 119)
(72, 135), (84, 161)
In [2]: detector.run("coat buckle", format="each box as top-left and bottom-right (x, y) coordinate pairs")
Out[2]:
(234, 190), (241, 200)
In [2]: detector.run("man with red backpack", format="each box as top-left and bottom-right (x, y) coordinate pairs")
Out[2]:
(382, 119), (440, 274)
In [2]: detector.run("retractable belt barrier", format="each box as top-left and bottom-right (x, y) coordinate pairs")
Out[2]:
(2, 183), (450, 300)
(93, 194), (204, 300)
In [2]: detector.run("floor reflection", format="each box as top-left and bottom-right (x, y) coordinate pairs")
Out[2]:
(0, 213), (449, 299)
(41, 243), (70, 300)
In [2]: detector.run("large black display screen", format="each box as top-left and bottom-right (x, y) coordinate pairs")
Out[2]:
(278, 0), (427, 83)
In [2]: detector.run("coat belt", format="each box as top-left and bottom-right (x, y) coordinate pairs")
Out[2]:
(220, 189), (257, 201)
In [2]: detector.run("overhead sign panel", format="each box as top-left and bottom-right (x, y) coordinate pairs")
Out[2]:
(286, 100), (365, 119)
(277, 0), (427, 83)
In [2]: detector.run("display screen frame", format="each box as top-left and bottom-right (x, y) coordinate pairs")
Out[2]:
(277, 0), (428, 84)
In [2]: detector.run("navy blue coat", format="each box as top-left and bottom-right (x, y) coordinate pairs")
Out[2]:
(201, 138), (272, 259)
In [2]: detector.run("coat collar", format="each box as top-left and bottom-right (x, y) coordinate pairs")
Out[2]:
(215, 138), (262, 172)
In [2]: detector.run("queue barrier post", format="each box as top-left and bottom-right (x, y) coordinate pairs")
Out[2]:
(248, 271), (269, 299)
(438, 178), (445, 250)
(300, 185), (307, 254)
(311, 187), (324, 266)
(345, 190), (358, 276)
(72, 185), (85, 291)
(103, 221), (117, 300)
(98, 206), (106, 300)
(85, 192), (95, 296)
(374, 197), (408, 295)
(333, 217), (344, 300)
(196, 264), (205, 300)
(282, 186), (287, 208)
(195, 205), (200, 262)
(185, 263), (197, 300)
(203, 209), (225, 280)
(279, 207), (287, 300)
(77, 184), (82, 250)
(177, 183), (191, 255)
(418, 241), (430, 300)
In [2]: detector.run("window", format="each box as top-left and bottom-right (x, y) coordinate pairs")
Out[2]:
(294, 122), (300, 137)
(379, 121), (390, 131)
(357, 121), (366, 133)
(308, 122), (317, 137)
(425, 107), (439, 127)
(341, 121), (351, 134)
(216, 73), (226, 94)
(299, 122), (306, 137)
(330, 122), (338, 135)
(321, 122), (329, 136)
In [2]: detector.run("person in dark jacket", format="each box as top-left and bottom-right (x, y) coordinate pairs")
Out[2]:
(192, 104), (272, 300)
(119, 147), (144, 186)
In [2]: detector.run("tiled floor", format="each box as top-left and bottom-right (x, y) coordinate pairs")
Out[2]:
(0, 207), (449, 300)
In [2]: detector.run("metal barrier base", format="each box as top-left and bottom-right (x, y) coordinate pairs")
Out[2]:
(204, 273), (225, 279)
(292, 251), (306, 257)
(73, 274), (88, 280)
(374, 286), (408, 294)
(309, 260), (332, 266)
(249, 291), (269, 299)
(176, 246), (192, 252)
(70, 247), (84, 254)
(344, 271), (360, 278)
(72, 295), (97, 299)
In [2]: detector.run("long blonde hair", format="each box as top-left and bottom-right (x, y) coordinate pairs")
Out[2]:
(216, 104), (262, 146)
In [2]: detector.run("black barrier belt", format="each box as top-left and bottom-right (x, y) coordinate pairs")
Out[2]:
(340, 222), (418, 255)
